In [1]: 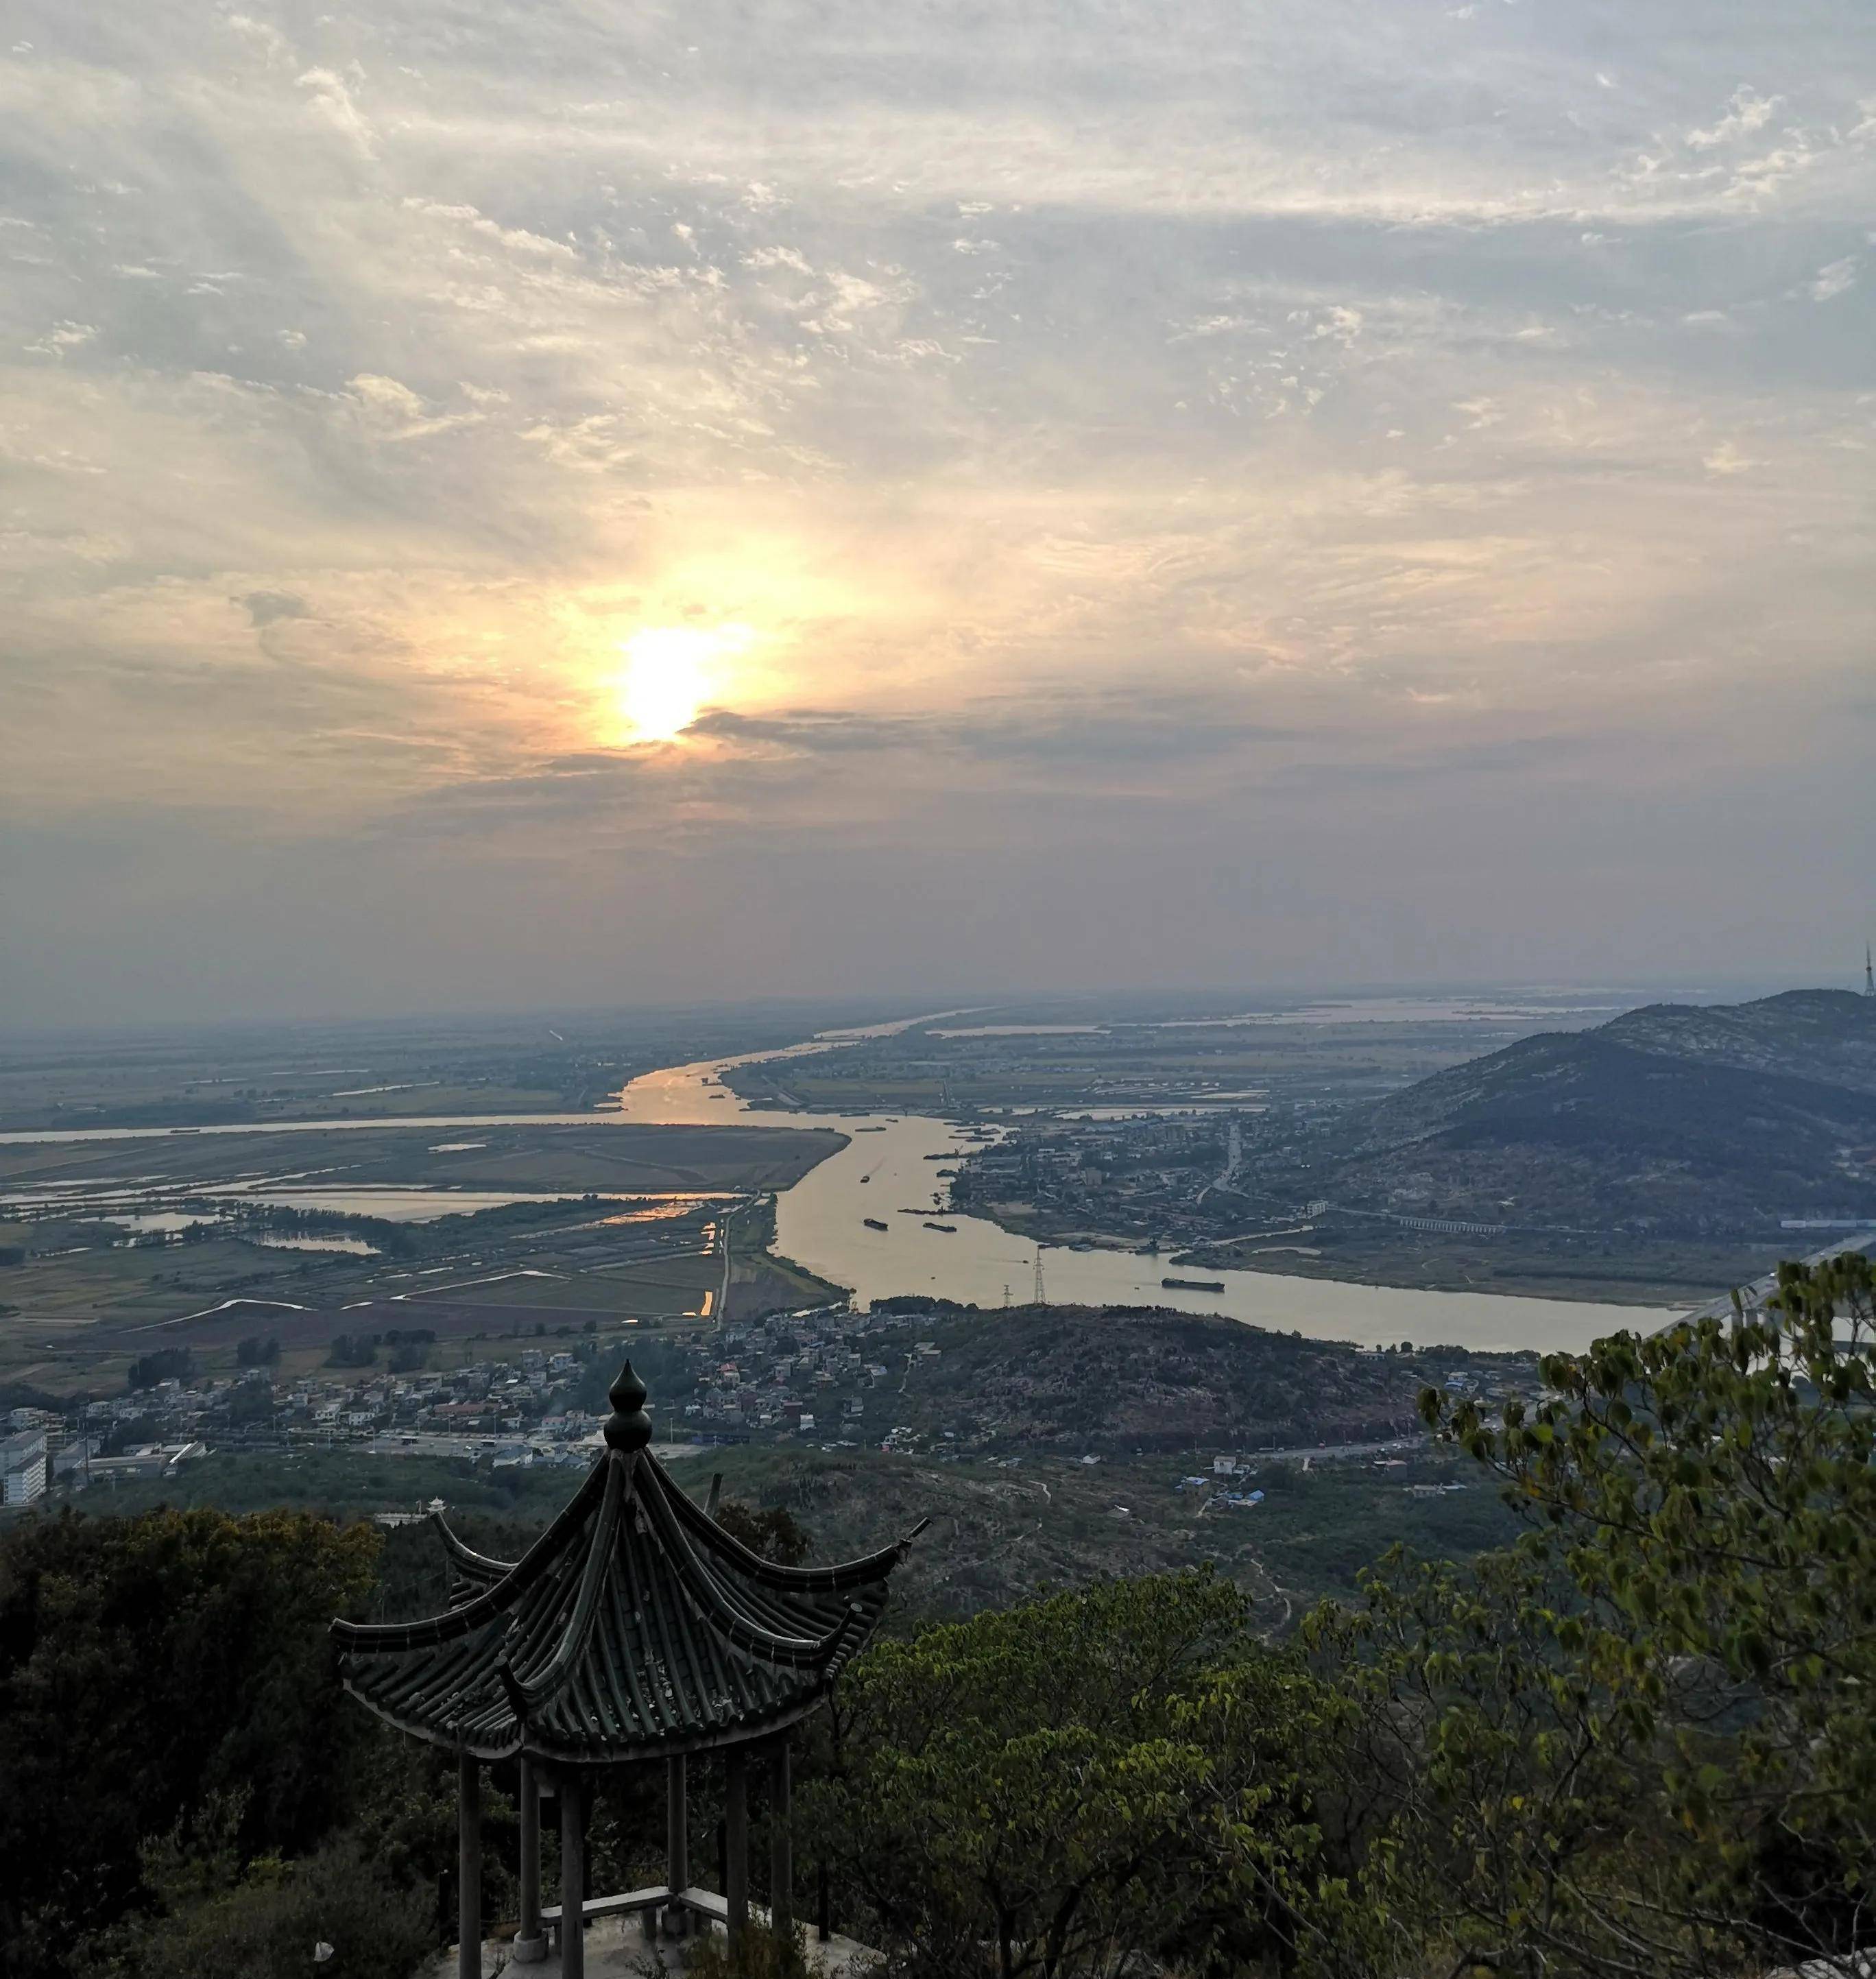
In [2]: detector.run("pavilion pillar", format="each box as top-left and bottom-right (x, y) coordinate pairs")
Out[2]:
(664, 1753), (689, 1935)
(457, 1751), (481, 1979)
(512, 1757), (544, 1963)
(560, 1770), (586, 1979)
(769, 1734), (794, 1947)
(724, 1747), (750, 1946)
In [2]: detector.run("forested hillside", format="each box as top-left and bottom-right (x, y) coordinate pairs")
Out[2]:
(869, 1302), (1511, 1452)
(3, 1254), (1872, 1979)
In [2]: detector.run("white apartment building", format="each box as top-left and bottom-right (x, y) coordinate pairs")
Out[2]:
(1, 1428), (49, 1507)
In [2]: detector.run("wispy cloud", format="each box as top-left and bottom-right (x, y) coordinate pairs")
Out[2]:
(1, 0), (1873, 1016)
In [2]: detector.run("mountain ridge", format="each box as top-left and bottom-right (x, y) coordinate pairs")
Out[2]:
(1287, 988), (1876, 1235)
(1601, 988), (1876, 1094)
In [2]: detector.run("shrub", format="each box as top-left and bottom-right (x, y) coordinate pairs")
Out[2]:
(681, 1917), (826, 1979)
(79, 1837), (433, 1979)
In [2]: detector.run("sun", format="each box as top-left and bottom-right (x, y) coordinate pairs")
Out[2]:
(610, 624), (751, 744)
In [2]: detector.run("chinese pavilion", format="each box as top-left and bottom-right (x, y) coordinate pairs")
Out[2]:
(331, 1363), (921, 1976)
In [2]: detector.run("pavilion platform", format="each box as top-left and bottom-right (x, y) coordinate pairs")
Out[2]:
(431, 1908), (882, 1978)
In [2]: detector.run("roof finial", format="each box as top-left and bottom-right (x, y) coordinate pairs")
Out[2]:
(603, 1360), (653, 1452)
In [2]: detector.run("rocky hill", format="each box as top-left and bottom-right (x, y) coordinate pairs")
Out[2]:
(1300, 990), (1876, 1235)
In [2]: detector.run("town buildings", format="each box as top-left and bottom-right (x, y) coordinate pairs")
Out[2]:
(1, 1427), (48, 1506)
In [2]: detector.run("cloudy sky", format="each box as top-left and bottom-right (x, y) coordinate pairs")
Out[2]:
(3, 1), (1873, 1023)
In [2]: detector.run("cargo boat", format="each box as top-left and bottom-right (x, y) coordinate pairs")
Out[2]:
(924, 1221), (959, 1234)
(863, 1217), (889, 1232)
(1162, 1275), (1225, 1292)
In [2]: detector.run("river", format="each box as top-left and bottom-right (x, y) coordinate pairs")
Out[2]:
(610, 1044), (1670, 1354)
(1, 1014), (1670, 1354)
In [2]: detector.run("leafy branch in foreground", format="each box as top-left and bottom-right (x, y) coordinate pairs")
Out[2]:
(1303, 1251), (1876, 1979)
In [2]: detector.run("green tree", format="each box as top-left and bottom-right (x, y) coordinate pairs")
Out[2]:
(804, 1571), (1336, 1979)
(0, 1508), (381, 1978)
(716, 1497), (812, 1566)
(1303, 1251), (1876, 1979)
(125, 1346), (193, 1390)
(77, 1820), (433, 1979)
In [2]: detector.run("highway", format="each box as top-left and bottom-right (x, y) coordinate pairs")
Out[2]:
(1677, 1230), (1876, 1327)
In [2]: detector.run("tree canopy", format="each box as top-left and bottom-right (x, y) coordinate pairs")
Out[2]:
(1294, 1251), (1876, 1979)
(805, 1571), (1338, 1978)
(0, 1508), (380, 1977)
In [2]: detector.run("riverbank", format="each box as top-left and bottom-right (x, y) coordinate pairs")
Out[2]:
(605, 1064), (1671, 1352)
(1170, 1225), (1779, 1309)
(723, 1057), (1735, 1311)
(894, 1182), (1764, 1308)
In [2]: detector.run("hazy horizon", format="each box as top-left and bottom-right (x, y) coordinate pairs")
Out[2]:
(3, 1), (1873, 1024)
(1, 972), (1868, 1042)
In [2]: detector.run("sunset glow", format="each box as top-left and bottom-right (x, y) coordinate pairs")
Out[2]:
(610, 624), (754, 745)
(1, 0), (1871, 1020)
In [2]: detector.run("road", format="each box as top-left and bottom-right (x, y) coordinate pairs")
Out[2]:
(1196, 1118), (1244, 1206)
(1677, 1230), (1876, 1328)
(1242, 1433), (1427, 1466)
(711, 1201), (736, 1326)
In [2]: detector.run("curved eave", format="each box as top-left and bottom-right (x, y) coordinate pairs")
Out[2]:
(433, 1511), (513, 1597)
(337, 1669), (847, 1766)
(331, 1436), (915, 1763)
(333, 1458), (610, 1653)
(396, 1453), (921, 1598)
(651, 1456), (920, 1591)
(334, 1574), (887, 1760)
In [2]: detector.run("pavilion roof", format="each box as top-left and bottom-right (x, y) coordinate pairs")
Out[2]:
(331, 1363), (920, 1764)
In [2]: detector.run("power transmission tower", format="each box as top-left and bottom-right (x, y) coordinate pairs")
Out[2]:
(1033, 1250), (1046, 1306)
